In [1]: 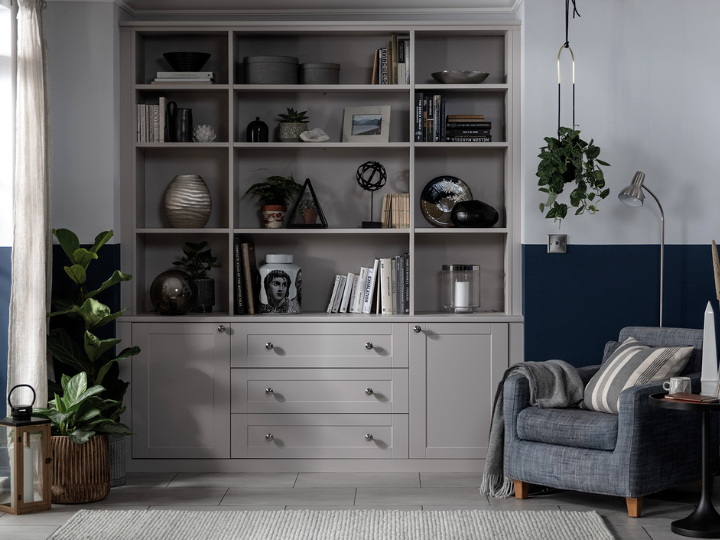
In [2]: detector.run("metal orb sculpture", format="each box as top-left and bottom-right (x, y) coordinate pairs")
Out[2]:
(356, 161), (387, 228)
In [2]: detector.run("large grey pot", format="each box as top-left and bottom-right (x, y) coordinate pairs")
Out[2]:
(108, 434), (126, 487)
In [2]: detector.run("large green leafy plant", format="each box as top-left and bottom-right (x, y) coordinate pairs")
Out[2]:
(536, 126), (610, 222)
(34, 372), (131, 444)
(47, 229), (140, 424)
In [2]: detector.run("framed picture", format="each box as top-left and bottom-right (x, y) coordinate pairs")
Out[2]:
(342, 106), (391, 143)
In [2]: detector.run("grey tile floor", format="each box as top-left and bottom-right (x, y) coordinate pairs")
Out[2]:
(0, 472), (714, 539)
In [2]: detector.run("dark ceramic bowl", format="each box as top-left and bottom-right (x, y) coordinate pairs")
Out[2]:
(163, 52), (211, 72)
(431, 71), (489, 84)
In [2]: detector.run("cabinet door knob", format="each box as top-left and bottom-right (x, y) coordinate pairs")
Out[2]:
(265, 433), (274, 442)
(217, 325), (226, 333)
(413, 325), (422, 333)
(365, 342), (373, 350)
(265, 388), (274, 395)
(265, 342), (274, 350)
(365, 388), (374, 396)
(365, 433), (374, 441)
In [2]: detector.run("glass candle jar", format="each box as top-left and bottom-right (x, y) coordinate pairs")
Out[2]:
(442, 265), (480, 313)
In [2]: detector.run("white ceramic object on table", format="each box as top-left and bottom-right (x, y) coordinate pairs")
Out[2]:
(701, 301), (718, 396)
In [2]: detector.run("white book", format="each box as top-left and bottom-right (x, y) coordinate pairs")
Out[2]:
(156, 71), (214, 78)
(379, 258), (393, 315)
(347, 274), (359, 313)
(352, 267), (369, 313)
(153, 78), (213, 82)
(326, 275), (342, 313)
(339, 272), (355, 313)
(362, 260), (379, 314)
(332, 275), (347, 313)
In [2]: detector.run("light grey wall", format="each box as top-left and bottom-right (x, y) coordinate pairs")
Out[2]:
(522, 0), (720, 245)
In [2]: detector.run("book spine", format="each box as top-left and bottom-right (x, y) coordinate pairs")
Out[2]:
(398, 255), (405, 315)
(233, 236), (246, 315)
(362, 260), (379, 314)
(446, 129), (492, 135)
(391, 34), (398, 84)
(327, 275), (342, 313)
(240, 243), (255, 314)
(391, 257), (398, 315)
(152, 104), (159, 142)
(246, 241), (261, 308)
(404, 39), (411, 85)
(440, 97), (446, 142)
(371, 49), (379, 85)
(379, 258), (393, 315)
(158, 97), (166, 143)
(434, 95), (441, 142)
(354, 267), (369, 313)
(332, 275), (347, 313)
(347, 274), (360, 313)
(446, 122), (492, 129)
(404, 253), (410, 314)
(380, 48), (389, 85)
(156, 71), (214, 78)
(136, 104), (141, 142)
(415, 92), (423, 142)
(339, 272), (355, 313)
(425, 95), (433, 142)
(447, 136), (492, 142)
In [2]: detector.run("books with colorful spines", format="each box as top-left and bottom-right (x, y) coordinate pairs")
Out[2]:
(352, 267), (369, 313)
(233, 235), (246, 315)
(347, 273), (361, 313)
(362, 259), (379, 314)
(326, 275), (342, 313)
(156, 71), (214, 79)
(339, 272), (355, 313)
(447, 136), (492, 142)
(331, 275), (347, 313)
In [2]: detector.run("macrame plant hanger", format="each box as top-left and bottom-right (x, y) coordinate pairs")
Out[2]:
(558, 0), (580, 131)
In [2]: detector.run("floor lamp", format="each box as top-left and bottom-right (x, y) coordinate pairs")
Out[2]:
(618, 171), (665, 327)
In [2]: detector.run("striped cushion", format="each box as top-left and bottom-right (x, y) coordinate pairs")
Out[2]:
(583, 336), (694, 414)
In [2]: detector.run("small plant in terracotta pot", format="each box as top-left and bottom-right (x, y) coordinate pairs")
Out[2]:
(244, 173), (303, 228)
(277, 107), (310, 142)
(296, 198), (318, 225)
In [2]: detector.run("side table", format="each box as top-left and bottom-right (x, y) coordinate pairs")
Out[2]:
(649, 393), (720, 538)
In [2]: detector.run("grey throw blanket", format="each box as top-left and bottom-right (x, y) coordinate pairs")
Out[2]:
(479, 360), (584, 498)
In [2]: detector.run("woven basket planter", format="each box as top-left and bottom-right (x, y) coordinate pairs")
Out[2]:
(51, 434), (110, 504)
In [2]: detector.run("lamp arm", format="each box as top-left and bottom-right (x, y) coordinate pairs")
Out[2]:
(642, 185), (664, 327)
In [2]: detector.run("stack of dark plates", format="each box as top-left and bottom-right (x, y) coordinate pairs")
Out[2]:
(163, 52), (211, 72)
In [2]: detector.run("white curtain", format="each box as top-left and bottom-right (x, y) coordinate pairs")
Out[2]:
(7, 0), (52, 409)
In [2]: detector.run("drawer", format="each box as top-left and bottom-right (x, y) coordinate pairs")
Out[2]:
(231, 414), (408, 459)
(232, 322), (408, 368)
(231, 368), (408, 414)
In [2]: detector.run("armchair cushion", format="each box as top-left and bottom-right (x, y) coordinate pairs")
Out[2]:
(517, 407), (618, 451)
(584, 336), (693, 414)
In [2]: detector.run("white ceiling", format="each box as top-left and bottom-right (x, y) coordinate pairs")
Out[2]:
(117, 0), (520, 14)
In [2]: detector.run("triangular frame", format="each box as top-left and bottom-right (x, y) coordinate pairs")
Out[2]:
(287, 178), (328, 229)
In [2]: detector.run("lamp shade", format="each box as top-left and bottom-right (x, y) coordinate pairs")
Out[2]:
(618, 171), (646, 207)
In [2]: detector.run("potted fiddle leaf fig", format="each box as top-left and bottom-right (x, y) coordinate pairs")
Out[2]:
(172, 240), (221, 313)
(244, 173), (303, 228)
(277, 107), (310, 142)
(536, 126), (611, 222)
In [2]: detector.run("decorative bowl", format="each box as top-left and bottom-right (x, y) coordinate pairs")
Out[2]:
(431, 71), (489, 84)
(163, 52), (211, 72)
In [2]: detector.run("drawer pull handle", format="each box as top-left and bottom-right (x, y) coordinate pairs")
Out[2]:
(265, 433), (274, 442)
(365, 434), (374, 442)
(217, 325), (226, 333)
(413, 325), (422, 333)
(365, 342), (373, 350)
(265, 388), (274, 396)
(365, 388), (374, 396)
(265, 342), (274, 350)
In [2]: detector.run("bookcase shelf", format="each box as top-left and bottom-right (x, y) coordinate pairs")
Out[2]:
(120, 22), (521, 319)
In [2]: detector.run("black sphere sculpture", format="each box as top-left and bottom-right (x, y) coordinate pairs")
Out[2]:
(356, 161), (387, 228)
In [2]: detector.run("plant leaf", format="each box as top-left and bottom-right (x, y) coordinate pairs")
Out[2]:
(84, 331), (121, 363)
(90, 230), (113, 254)
(47, 328), (91, 373)
(69, 429), (95, 445)
(95, 346), (140, 387)
(64, 372), (88, 404)
(53, 229), (81, 263)
(63, 264), (87, 286)
(77, 298), (126, 330)
(72, 248), (98, 269)
(86, 270), (133, 299)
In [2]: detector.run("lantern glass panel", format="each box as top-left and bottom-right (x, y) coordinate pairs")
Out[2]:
(23, 430), (45, 504)
(0, 426), (14, 508)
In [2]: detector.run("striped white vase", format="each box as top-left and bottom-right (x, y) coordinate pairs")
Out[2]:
(163, 174), (212, 228)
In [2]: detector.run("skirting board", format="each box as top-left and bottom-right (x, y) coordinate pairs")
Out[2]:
(126, 459), (485, 474)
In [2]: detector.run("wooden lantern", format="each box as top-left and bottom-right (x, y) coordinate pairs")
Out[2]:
(0, 385), (52, 514)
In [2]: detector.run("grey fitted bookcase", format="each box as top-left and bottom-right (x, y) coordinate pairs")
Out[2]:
(118, 20), (522, 473)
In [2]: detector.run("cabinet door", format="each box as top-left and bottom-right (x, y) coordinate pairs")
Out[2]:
(409, 322), (508, 459)
(131, 323), (230, 458)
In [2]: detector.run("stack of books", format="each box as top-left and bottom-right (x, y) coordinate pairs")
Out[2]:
(152, 71), (214, 84)
(326, 254), (410, 315)
(381, 193), (410, 228)
(233, 236), (261, 315)
(371, 34), (410, 85)
(136, 96), (167, 142)
(446, 115), (492, 142)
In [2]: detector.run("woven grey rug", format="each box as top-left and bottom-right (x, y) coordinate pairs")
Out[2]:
(49, 509), (614, 540)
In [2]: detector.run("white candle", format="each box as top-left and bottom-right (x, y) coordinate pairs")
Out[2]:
(23, 445), (34, 503)
(454, 281), (470, 308)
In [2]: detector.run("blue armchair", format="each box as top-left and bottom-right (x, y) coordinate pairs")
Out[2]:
(504, 326), (719, 517)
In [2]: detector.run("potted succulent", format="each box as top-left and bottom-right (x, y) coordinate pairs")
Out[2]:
(244, 173), (303, 228)
(277, 107), (309, 142)
(172, 240), (221, 313)
(33, 371), (132, 503)
(296, 197), (318, 225)
(536, 126), (610, 222)
(46, 228), (140, 487)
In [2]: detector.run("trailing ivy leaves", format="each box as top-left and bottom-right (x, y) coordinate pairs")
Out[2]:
(537, 126), (611, 222)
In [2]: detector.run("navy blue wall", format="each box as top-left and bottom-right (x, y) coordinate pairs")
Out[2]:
(0, 247), (10, 418)
(523, 244), (720, 367)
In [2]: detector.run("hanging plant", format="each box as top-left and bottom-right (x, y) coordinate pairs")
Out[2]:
(537, 126), (610, 221)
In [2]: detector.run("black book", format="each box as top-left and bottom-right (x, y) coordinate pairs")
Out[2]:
(415, 92), (424, 142)
(446, 128), (492, 136)
(447, 135), (492, 142)
(446, 121), (491, 129)
(233, 235), (246, 315)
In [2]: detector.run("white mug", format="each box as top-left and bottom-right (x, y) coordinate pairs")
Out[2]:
(663, 376), (692, 394)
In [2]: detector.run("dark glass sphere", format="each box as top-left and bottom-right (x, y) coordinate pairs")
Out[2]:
(150, 270), (196, 315)
(450, 200), (499, 228)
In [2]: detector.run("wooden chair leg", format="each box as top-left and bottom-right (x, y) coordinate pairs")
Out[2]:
(626, 497), (642, 518)
(514, 480), (529, 499)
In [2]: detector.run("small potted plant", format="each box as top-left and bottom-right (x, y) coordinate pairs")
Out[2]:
(296, 197), (318, 225)
(244, 173), (303, 228)
(536, 126), (610, 222)
(278, 107), (309, 142)
(172, 240), (221, 313)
